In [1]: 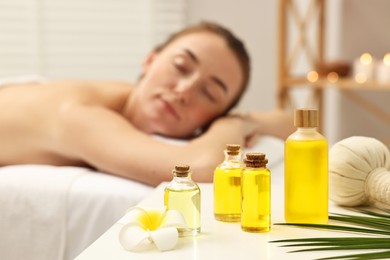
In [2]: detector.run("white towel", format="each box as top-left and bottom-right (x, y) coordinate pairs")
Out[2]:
(0, 165), (88, 260)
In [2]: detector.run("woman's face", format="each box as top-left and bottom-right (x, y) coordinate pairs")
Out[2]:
(130, 31), (244, 138)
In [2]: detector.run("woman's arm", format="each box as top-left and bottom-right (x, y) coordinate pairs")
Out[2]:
(56, 104), (251, 186)
(244, 109), (295, 145)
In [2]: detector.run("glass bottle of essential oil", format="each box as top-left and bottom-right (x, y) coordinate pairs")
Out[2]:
(164, 164), (201, 237)
(241, 153), (271, 232)
(285, 108), (328, 224)
(214, 144), (244, 222)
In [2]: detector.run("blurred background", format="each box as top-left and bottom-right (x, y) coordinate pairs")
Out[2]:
(0, 0), (389, 146)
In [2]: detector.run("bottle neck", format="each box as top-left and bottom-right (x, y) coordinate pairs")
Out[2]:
(173, 173), (191, 182)
(289, 126), (325, 141)
(245, 165), (266, 170)
(170, 172), (197, 189)
(221, 152), (244, 168)
(224, 153), (242, 162)
(296, 127), (317, 132)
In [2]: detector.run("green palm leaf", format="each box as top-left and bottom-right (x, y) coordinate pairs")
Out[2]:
(274, 237), (390, 244)
(275, 223), (390, 235)
(290, 243), (390, 252)
(317, 250), (390, 260)
(329, 214), (390, 231)
(271, 209), (390, 260)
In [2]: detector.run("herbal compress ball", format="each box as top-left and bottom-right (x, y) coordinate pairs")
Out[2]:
(329, 136), (390, 209)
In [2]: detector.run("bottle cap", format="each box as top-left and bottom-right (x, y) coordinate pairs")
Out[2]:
(173, 164), (190, 177)
(294, 108), (318, 128)
(225, 144), (241, 155)
(244, 152), (268, 168)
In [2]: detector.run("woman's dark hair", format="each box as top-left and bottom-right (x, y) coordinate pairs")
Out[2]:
(154, 21), (251, 115)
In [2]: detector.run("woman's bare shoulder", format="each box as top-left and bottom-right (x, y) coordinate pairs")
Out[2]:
(50, 80), (135, 110)
(0, 79), (135, 93)
(45, 79), (134, 89)
(0, 79), (135, 111)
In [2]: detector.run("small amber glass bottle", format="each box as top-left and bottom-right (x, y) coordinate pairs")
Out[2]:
(164, 164), (201, 237)
(241, 153), (271, 232)
(214, 144), (244, 222)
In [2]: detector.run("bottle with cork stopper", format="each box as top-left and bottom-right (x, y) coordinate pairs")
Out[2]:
(284, 108), (328, 224)
(214, 144), (244, 222)
(241, 152), (271, 232)
(164, 164), (201, 237)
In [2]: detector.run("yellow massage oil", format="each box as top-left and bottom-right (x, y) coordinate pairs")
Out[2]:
(241, 153), (271, 232)
(164, 164), (201, 237)
(214, 144), (244, 222)
(284, 108), (328, 224)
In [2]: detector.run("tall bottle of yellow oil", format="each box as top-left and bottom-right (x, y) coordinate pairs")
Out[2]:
(284, 108), (328, 224)
(214, 144), (244, 222)
(164, 164), (201, 237)
(241, 153), (271, 232)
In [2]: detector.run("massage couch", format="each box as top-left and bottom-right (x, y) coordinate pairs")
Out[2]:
(0, 76), (284, 260)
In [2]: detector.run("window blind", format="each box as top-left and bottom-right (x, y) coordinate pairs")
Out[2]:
(0, 0), (40, 76)
(0, 0), (188, 81)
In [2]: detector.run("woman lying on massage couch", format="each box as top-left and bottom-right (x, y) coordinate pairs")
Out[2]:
(0, 21), (293, 186)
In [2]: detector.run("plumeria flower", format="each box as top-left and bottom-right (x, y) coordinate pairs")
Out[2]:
(118, 207), (187, 251)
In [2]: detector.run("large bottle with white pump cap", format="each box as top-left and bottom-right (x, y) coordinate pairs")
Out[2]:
(284, 108), (328, 224)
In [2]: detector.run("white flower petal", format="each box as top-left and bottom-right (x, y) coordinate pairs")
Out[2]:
(118, 207), (148, 226)
(118, 225), (150, 251)
(159, 210), (188, 228)
(150, 227), (179, 251)
(118, 207), (185, 251)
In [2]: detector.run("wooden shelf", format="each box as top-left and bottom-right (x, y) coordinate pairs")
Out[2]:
(277, 0), (390, 134)
(284, 77), (390, 91)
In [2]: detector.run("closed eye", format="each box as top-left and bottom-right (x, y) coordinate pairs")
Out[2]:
(172, 55), (192, 75)
(201, 86), (217, 102)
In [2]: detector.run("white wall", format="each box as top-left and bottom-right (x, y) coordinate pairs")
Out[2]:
(187, 0), (278, 111)
(335, 0), (390, 145)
